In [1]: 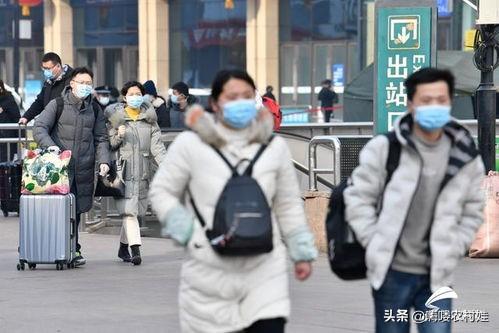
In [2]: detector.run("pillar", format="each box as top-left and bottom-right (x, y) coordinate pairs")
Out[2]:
(246, 0), (279, 93)
(365, 1), (375, 66)
(43, 0), (74, 66)
(138, 0), (170, 97)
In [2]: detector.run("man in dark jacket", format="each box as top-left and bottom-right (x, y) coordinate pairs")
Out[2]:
(263, 85), (276, 101)
(94, 85), (119, 109)
(168, 81), (198, 129)
(19, 52), (73, 124)
(143, 80), (170, 128)
(34, 67), (110, 266)
(318, 79), (338, 122)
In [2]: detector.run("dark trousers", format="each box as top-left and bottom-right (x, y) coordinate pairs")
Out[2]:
(70, 179), (82, 252)
(373, 269), (451, 333)
(244, 318), (285, 333)
(324, 110), (334, 122)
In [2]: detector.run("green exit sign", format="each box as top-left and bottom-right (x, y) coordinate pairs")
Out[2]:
(374, 1), (437, 134)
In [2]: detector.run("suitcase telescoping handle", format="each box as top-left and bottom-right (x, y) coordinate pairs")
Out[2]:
(69, 194), (76, 239)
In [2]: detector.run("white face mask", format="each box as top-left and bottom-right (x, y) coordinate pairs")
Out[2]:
(143, 94), (154, 103)
(98, 96), (110, 106)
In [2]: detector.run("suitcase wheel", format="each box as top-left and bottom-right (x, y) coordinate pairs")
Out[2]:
(17, 262), (25, 271)
(28, 263), (36, 270)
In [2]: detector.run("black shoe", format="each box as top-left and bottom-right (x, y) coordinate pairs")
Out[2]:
(118, 243), (131, 262)
(130, 245), (142, 266)
(73, 251), (86, 267)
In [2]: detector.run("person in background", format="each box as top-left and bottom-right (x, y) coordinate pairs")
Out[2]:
(143, 80), (170, 128)
(149, 69), (317, 332)
(19, 52), (73, 125)
(94, 85), (118, 109)
(33, 67), (110, 267)
(263, 85), (276, 102)
(106, 81), (166, 266)
(0, 80), (21, 161)
(168, 81), (198, 129)
(318, 79), (338, 123)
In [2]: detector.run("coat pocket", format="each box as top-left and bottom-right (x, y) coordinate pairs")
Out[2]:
(119, 152), (133, 181)
(141, 152), (150, 180)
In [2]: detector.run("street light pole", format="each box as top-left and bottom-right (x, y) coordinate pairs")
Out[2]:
(475, 25), (497, 172)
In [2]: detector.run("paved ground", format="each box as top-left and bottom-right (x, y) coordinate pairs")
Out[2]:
(1, 216), (498, 333)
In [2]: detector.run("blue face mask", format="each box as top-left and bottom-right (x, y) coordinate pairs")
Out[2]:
(414, 104), (451, 131)
(74, 84), (93, 99)
(127, 95), (144, 109)
(222, 99), (258, 129)
(43, 69), (54, 80)
(171, 95), (179, 104)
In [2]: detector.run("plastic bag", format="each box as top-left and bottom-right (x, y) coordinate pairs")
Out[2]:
(469, 172), (499, 258)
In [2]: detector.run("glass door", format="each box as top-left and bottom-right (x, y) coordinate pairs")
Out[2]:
(280, 43), (312, 106)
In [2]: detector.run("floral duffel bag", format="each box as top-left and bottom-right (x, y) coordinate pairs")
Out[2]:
(21, 150), (72, 195)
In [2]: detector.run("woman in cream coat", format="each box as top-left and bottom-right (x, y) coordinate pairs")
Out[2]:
(149, 70), (317, 333)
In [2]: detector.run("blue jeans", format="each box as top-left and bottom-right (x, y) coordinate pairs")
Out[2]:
(373, 269), (452, 333)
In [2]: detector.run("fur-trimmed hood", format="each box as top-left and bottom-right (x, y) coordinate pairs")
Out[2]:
(184, 104), (274, 148)
(105, 102), (158, 128)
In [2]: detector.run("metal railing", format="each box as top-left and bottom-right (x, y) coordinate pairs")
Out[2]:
(0, 124), (33, 161)
(308, 136), (341, 191)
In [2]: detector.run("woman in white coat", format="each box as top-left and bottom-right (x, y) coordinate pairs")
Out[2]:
(149, 70), (317, 333)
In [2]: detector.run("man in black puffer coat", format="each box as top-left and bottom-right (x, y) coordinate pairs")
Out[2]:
(19, 52), (73, 125)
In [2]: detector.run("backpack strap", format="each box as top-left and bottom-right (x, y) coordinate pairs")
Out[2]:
(211, 147), (238, 175)
(50, 97), (65, 134)
(383, 131), (401, 185)
(55, 97), (64, 122)
(188, 189), (206, 228)
(244, 135), (275, 176)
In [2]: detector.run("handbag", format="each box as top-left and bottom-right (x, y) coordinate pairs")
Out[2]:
(94, 160), (126, 198)
(21, 149), (72, 195)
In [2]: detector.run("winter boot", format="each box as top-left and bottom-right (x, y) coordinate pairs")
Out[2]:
(118, 242), (131, 262)
(130, 245), (142, 266)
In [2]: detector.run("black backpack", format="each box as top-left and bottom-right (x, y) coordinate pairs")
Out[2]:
(190, 137), (274, 256)
(326, 131), (401, 280)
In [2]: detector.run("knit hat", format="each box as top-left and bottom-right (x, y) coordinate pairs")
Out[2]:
(172, 81), (189, 96)
(143, 80), (158, 97)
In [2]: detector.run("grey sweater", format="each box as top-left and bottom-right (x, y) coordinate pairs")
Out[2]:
(391, 133), (452, 274)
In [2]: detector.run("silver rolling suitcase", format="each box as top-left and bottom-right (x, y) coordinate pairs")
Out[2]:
(18, 194), (77, 271)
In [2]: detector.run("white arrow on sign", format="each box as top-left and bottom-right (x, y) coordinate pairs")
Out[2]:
(389, 17), (419, 44)
(397, 27), (410, 44)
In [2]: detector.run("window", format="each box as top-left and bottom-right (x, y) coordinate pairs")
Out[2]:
(0, 3), (44, 47)
(169, 0), (247, 89)
(280, 0), (358, 42)
(72, 0), (138, 47)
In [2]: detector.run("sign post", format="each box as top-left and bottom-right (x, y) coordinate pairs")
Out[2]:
(374, 0), (437, 134)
